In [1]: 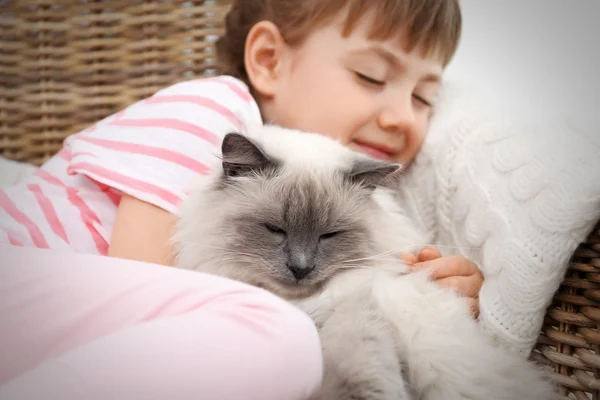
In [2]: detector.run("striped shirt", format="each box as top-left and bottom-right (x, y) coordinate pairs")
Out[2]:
(0, 76), (263, 255)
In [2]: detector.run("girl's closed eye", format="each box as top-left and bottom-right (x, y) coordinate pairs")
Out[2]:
(355, 72), (386, 87)
(412, 94), (432, 107)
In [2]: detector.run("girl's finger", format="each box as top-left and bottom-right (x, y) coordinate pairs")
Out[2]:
(415, 256), (481, 280)
(417, 246), (442, 262)
(436, 275), (482, 299)
(398, 251), (417, 265)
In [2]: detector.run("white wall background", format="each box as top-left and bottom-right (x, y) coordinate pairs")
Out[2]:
(444, 1), (599, 137)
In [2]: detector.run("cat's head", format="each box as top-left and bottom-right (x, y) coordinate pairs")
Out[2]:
(175, 126), (402, 299)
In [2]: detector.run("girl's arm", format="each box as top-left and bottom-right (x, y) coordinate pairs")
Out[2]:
(67, 77), (262, 266)
(107, 195), (177, 266)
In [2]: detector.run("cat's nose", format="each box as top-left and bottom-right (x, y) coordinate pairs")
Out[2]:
(287, 263), (315, 280)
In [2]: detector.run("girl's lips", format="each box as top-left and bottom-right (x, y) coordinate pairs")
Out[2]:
(354, 141), (394, 160)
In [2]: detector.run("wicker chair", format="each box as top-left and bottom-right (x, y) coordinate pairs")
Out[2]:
(1, 1), (599, 398)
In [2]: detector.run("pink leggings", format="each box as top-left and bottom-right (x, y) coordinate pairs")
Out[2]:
(0, 244), (323, 399)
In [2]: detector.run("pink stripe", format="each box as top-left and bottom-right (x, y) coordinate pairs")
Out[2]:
(108, 118), (220, 146)
(203, 77), (254, 103)
(68, 162), (182, 209)
(66, 187), (101, 226)
(86, 221), (108, 255)
(93, 181), (122, 207)
(38, 156), (120, 208)
(34, 170), (107, 254)
(67, 189), (107, 255)
(27, 184), (70, 245)
(146, 95), (244, 131)
(34, 170), (100, 224)
(37, 164), (119, 216)
(73, 136), (211, 175)
(221, 81), (253, 103)
(0, 190), (49, 248)
(56, 149), (72, 162)
(73, 151), (97, 158)
(8, 233), (23, 246)
(35, 169), (66, 188)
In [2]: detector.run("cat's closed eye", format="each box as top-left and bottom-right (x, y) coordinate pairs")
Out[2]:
(264, 223), (286, 236)
(320, 231), (342, 240)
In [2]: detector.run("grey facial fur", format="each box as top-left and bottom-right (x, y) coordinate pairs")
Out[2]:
(206, 133), (398, 299)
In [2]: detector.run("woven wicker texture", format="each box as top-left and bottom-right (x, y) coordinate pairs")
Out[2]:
(0, 0), (231, 165)
(532, 221), (600, 400)
(1, 1), (599, 398)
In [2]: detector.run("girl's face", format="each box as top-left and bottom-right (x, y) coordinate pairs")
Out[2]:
(254, 12), (444, 166)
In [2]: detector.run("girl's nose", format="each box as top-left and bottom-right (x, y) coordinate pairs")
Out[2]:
(377, 95), (417, 135)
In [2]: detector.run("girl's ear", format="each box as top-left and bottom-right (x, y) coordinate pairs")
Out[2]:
(244, 21), (289, 99)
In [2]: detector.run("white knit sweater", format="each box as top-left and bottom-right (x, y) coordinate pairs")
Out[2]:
(396, 81), (600, 356)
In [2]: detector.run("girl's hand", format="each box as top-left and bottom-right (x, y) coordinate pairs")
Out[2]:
(400, 247), (484, 318)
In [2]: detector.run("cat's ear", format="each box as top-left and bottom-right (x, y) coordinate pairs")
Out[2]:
(221, 132), (277, 179)
(348, 158), (401, 190)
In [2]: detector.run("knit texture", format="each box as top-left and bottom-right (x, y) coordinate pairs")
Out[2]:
(396, 80), (600, 355)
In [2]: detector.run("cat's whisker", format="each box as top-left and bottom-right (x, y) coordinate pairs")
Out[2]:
(232, 256), (275, 271)
(176, 241), (228, 250)
(342, 243), (480, 264)
(341, 245), (424, 264)
(330, 264), (372, 270)
(194, 252), (271, 269)
(410, 244), (480, 251)
(342, 252), (405, 264)
(177, 241), (240, 253)
(179, 242), (266, 260)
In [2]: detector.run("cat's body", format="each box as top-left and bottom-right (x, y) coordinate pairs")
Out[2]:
(173, 126), (559, 400)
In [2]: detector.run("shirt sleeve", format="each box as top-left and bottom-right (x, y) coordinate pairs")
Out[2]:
(65, 76), (263, 215)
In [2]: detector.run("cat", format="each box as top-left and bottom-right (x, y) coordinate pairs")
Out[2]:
(172, 125), (560, 400)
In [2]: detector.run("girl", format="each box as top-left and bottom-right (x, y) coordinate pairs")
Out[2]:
(0, 1), (482, 398)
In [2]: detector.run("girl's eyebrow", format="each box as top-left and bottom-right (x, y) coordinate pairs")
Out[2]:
(350, 45), (442, 83)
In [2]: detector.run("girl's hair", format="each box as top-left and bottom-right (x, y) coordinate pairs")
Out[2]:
(216, 0), (462, 85)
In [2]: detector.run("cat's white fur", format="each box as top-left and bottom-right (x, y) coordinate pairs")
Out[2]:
(298, 268), (560, 399)
(174, 125), (560, 400)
